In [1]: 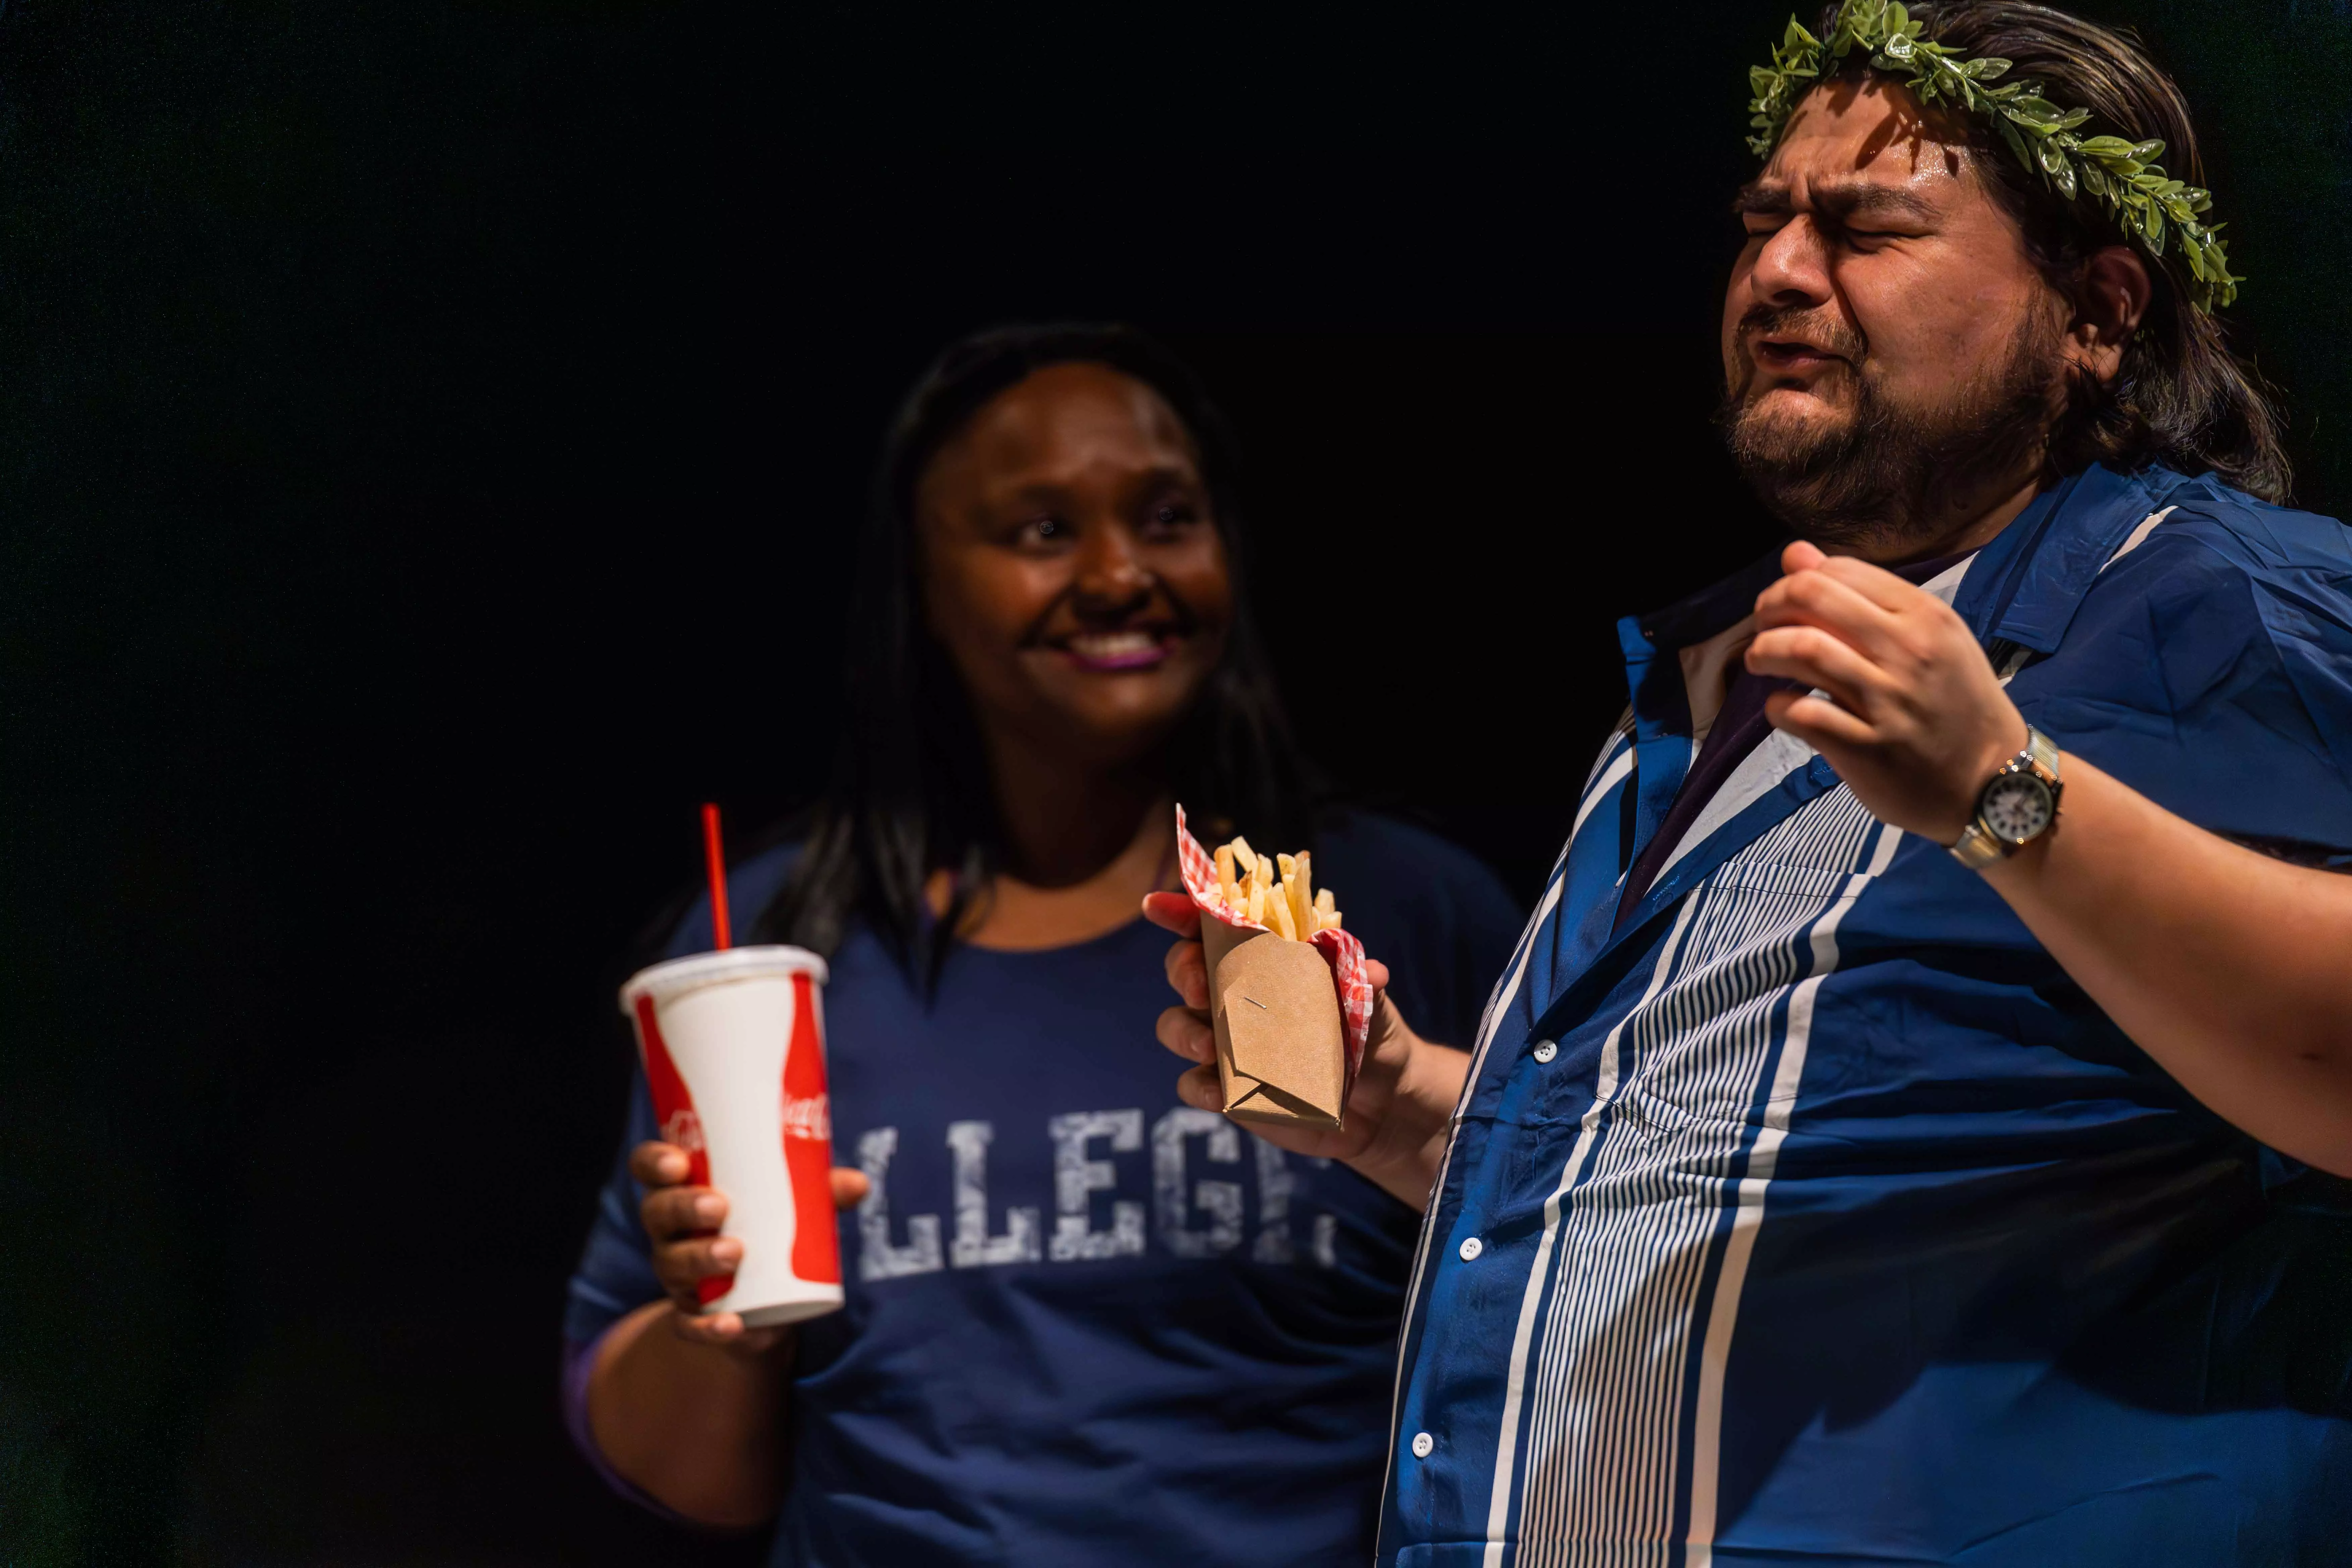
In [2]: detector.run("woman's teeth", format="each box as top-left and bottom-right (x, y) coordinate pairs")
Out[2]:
(1069, 631), (1159, 658)
(1063, 630), (1169, 667)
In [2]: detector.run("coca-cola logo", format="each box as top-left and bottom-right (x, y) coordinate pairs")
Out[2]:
(662, 1109), (706, 1153)
(780, 1093), (831, 1142)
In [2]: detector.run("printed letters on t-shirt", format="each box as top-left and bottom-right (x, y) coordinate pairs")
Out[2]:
(851, 1109), (1336, 1282)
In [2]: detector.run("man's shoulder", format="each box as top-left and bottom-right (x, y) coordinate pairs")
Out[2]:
(2136, 470), (2352, 585)
(2041, 472), (2352, 836)
(2074, 470), (2352, 645)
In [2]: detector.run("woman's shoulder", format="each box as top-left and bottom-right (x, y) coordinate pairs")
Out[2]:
(1311, 809), (1525, 1045)
(1313, 808), (1519, 928)
(660, 838), (808, 960)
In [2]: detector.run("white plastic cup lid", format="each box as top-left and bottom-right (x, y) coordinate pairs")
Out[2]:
(619, 944), (830, 1014)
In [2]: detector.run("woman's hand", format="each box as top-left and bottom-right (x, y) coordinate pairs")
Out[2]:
(630, 1141), (870, 1354)
(592, 1153), (869, 1525)
(1140, 891), (1468, 1213)
(1745, 539), (2025, 843)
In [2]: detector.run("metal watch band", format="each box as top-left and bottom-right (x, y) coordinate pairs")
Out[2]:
(1949, 821), (2006, 870)
(2021, 724), (2061, 785)
(1947, 725), (2063, 869)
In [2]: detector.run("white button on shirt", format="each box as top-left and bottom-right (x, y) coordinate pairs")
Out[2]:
(1458, 1236), (1483, 1262)
(1411, 1431), (1435, 1459)
(1532, 1039), (1558, 1063)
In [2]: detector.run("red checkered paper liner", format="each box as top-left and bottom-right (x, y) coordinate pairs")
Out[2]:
(1174, 803), (1372, 1078)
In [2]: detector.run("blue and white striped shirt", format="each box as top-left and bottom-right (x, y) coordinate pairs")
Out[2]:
(1382, 464), (2352, 1567)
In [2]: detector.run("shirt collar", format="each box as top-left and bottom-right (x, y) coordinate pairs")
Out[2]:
(1629, 549), (1784, 656)
(1627, 462), (2178, 664)
(1948, 462), (2174, 652)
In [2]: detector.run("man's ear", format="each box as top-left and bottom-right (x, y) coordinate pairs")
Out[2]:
(2063, 245), (2153, 386)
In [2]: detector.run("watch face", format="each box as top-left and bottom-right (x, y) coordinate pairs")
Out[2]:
(1982, 774), (2055, 845)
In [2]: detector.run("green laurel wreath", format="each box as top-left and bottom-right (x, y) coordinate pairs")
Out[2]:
(1747, 0), (2240, 307)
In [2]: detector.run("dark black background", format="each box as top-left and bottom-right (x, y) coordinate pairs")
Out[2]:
(4, 1), (2347, 1562)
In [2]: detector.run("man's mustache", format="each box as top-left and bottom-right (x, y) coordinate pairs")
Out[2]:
(1736, 304), (1866, 364)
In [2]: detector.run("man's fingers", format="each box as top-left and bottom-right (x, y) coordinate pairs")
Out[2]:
(1141, 891), (1202, 938)
(1163, 938), (1209, 1010)
(1755, 568), (1900, 654)
(629, 1140), (690, 1188)
(831, 1167), (870, 1211)
(1814, 550), (1929, 612)
(1778, 539), (1922, 615)
(1765, 688), (1878, 750)
(1157, 1003), (1215, 1064)
(1364, 958), (1390, 992)
(643, 1184), (727, 1242)
(1746, 625), (1891, 716)
(1780, 539), (1829, 576)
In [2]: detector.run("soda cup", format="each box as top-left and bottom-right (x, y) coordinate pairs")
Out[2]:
(619, 945), (844, 1327)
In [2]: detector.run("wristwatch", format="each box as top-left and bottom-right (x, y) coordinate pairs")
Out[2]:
(1949, 726), (2064, 869)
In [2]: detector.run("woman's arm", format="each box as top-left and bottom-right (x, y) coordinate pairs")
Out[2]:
(583, 1145), (868, 1525)
(586, 1300), (795, 1527)
(1747, 539), (2352, 1176)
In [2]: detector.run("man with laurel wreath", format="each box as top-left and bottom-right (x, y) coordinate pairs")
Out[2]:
(1147, 2), (2352, 1561)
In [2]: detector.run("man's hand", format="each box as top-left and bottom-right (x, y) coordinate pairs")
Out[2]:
(630, 1141), (870, 1354)
(1140, 891), (1467, 1213)
(1746, 539), (2026, 843)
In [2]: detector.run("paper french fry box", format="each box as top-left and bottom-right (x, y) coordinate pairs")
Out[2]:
(1201, 913), (1348, 1126)
(1175, 804), (1374, 1131)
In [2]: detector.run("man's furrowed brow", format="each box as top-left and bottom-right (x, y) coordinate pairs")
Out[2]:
(1815, 181), (1940, 223)
(1732, 178), (1940, 222)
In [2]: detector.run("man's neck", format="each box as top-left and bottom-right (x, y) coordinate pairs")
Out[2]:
(1843, 468), (2045, 566)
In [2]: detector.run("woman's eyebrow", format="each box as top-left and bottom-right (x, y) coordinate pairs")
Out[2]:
(981, 466), (1199, 515)
(1129, 463), (1202, 491)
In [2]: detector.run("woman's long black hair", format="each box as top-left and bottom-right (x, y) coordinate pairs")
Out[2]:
(749, 323), (1323, 990)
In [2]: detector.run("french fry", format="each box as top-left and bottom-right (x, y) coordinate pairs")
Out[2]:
(1207, 831), (1345, 940)
(1268, 880), (1298, 939)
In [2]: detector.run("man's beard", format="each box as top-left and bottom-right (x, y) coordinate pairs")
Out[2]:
(1719, 304), (2064, 554)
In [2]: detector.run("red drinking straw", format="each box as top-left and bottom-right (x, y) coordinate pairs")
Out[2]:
(701, 802), (732, 950)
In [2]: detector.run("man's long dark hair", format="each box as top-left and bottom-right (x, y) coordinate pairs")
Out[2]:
(1820, 0), (2292, 501)
(749, 324), (1321, 990)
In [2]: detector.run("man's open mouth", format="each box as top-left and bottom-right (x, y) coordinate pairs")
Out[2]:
(1754, 337), (1843, 370)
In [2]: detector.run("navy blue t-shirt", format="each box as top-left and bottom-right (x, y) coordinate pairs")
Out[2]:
(565, 811), (1523, 1566)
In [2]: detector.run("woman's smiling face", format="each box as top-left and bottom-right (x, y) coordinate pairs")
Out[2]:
(914, 361), (1234, 771)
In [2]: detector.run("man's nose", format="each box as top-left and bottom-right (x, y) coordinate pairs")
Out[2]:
(1072, 524), (1153, 615)
(1750, 215), (1833, 307)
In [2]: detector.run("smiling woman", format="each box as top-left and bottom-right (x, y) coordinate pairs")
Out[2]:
(768, 325), (1317, 970)
(561, 323), (1524, 1564)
